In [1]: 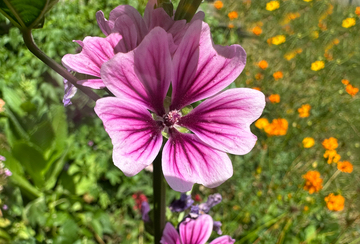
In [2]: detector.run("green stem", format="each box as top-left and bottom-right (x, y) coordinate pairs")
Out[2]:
(21, 29), (100, 102)
(153, 152), (166, 244)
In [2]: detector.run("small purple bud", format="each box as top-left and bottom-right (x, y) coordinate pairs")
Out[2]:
(2, 205), (8, 210)
(0, 155), (5, 161)
(4, 169), (12, 177)
(88, 141), (94, 147)
(199, 193), (222, 213)
(189, 205), (200, 218)
(213, 221), (222, 235)
(141, 202), (150, 223)
(169, 193), (194, 212)
(63, 78), (77, 107)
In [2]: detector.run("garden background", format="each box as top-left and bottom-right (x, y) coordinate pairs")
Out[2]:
(0, 0), (359, 243)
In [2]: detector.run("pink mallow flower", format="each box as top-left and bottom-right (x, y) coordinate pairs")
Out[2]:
(94, 20), (265, 192)
(161, 214), (235, 244)
(62, 0), (204, 89)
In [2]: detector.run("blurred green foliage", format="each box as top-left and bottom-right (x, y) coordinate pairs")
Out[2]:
(0, 0), (359, 243)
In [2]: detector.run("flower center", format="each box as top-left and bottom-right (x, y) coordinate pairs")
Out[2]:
(163, 110), (182, 127)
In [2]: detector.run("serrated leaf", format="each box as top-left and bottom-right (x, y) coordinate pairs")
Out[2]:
(0, 0), (58, 30)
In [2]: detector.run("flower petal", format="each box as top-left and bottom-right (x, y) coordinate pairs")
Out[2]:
(62, 33), (122, 89)
(171, 21), (246, 110)
(162, 129), (233, 192)
(63, 78), (77, 107)
(94, 97), (163, 176)
(113, 15), (139, 52)
(133, 27), (172, 115)
(161, 223), (181, 244)
(108, 5), (148, 44)
(179, 88), (265, 155)
(179, 215), (213, 244)
(96, 10), (112, 36)
(209, 236), (235, 244)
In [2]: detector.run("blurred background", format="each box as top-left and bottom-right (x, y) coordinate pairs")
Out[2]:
(0, 0), (359, 243)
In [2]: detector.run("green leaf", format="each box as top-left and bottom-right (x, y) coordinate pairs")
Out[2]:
(0, 0), (59, 30)
(24, 197), (47, 226)
(12, 141), (47, 187)
(29, 119), (55, 153)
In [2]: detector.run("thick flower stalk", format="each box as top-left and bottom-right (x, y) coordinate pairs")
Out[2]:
(161, 214), (235, 244)
(95, 20), (265, 192)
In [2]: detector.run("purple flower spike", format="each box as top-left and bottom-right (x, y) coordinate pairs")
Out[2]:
(95, 20), (265, 192)
(169, 193), (194, 212)
(199, 193), (222, 213)
(141, 201), (150, 223)
(161, 214), (235, 244)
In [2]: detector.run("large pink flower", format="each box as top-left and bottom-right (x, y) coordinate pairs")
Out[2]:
(62, 0), (204, 89)
(94, 20), (265, 192)
(161, 214), (235, 244)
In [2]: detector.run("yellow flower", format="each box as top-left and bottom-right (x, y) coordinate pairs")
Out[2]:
(271, 35), (286, 45)
(337, 161), (353, 173)
(323, 150), (341, 164)
(303, 171), (323, 194)
(298, 104), (311, 118)
(342, 18), (356, 28)
(0, 99), (5, 113)
(214, 1), (223, 10)
(269, 94), (280, 103)
(273, 71), (283, 80)
(324, 193), (344, 211)
(252, 26), (262, 36)
(302, 137), (315, 148)
(311, 31), (319, 39)
(255, 118), (270, 130)
(266, 1), (280, 11)
(258, 60), (268, 69)
(228, 11), (238, 20)
(311, 61), (325, 71)
(264, 118), (288, 136)
(303, 0), (312, 2)
(322, 137), (338, 150)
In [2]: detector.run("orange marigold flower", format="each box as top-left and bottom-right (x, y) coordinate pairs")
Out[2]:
(324, 193), (345, 211)
(264, 118), (288, 136)
(322, 137), (338, 150)
(258, 60), (268, 69)
(337, 161), (353, 173)
(252, 87), (261, 91)
(287, 12), (300, 20)
(266, 1), (280, 11)
(228, 23), (234, 29)
(252, 26), (262, 36)
(255, 118), (270, 130)
(0, 99), (5, 113)
(356, 7), (360, 16)
(273, 71), (283, 80)
(323, 150), (341, 164)
(214, 0), (224, 10)
(255, 73), (264, 80)
(304, 206), (309, 211)
(311, 61), (325, 71)
(346, 84), (359, 97)
(228, 11), (238, 20)
(342, 18), (356, 28)
(269, 94), (280, 103)
(302, 137), (315, 148)
(341, 79), (349, 85)
(332, 38), (340, 45)
(303, 171), (323, 194)
(298, 104), (311, 118)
